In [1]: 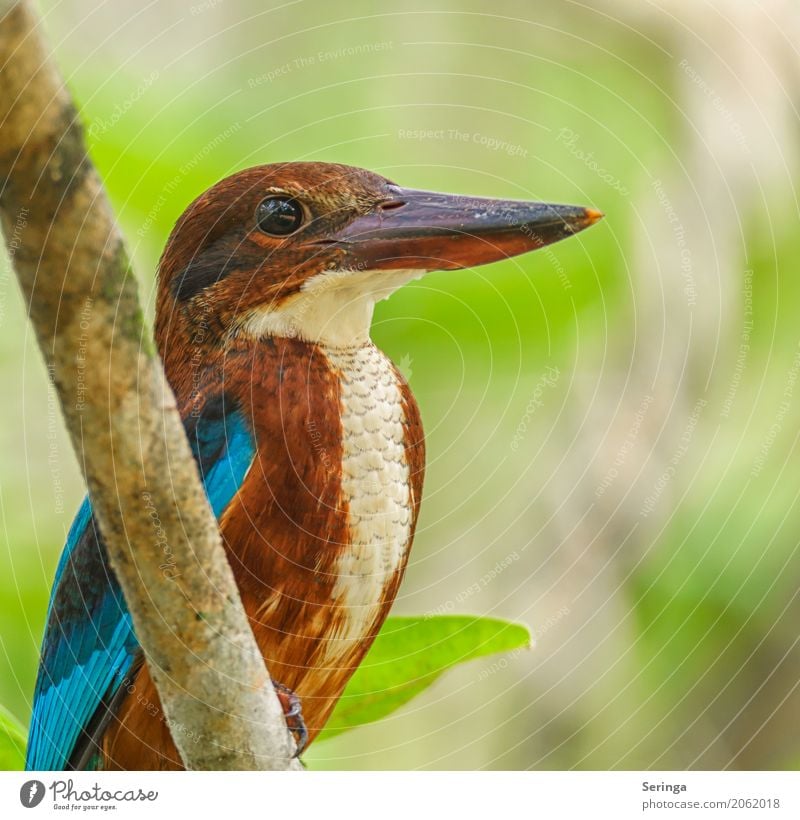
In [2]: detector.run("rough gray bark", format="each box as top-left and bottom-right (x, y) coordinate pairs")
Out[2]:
(0, 0), (300, 770)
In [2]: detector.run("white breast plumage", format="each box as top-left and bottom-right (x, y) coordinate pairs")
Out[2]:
(323, 343), (412, 661)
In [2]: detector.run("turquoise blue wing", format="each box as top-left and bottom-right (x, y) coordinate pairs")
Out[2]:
(25, 397), (254, 770)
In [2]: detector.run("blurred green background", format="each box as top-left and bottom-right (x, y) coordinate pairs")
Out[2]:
(2, 0), (799, 769)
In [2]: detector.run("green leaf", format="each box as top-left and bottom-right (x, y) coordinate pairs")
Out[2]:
(0, 704), (26, 770)
(317, 614), (531, 742)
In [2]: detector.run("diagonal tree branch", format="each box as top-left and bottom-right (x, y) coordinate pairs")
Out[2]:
(0, 0), (300, 770)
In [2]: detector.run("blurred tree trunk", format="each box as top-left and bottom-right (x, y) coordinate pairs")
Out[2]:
(531, 0), (800, 768)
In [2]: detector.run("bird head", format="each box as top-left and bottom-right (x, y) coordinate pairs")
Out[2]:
(156, 161), (601, 352)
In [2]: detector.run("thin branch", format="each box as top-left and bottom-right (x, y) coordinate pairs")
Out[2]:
(0, 0), (300, 770)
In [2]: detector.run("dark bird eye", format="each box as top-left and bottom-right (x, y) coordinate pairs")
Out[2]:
(256, 196), (304, 236)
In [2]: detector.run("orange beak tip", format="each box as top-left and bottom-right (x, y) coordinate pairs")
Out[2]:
(584, 207), (605, 225)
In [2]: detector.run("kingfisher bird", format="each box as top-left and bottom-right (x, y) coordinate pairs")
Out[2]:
(25, 162), (601, 770)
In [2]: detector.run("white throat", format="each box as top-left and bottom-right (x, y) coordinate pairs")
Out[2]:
(323, 343), (414, 658)
(239, 267), (425, 347)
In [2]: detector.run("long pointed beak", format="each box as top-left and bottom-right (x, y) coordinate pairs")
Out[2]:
(319, 187), (603, 271)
